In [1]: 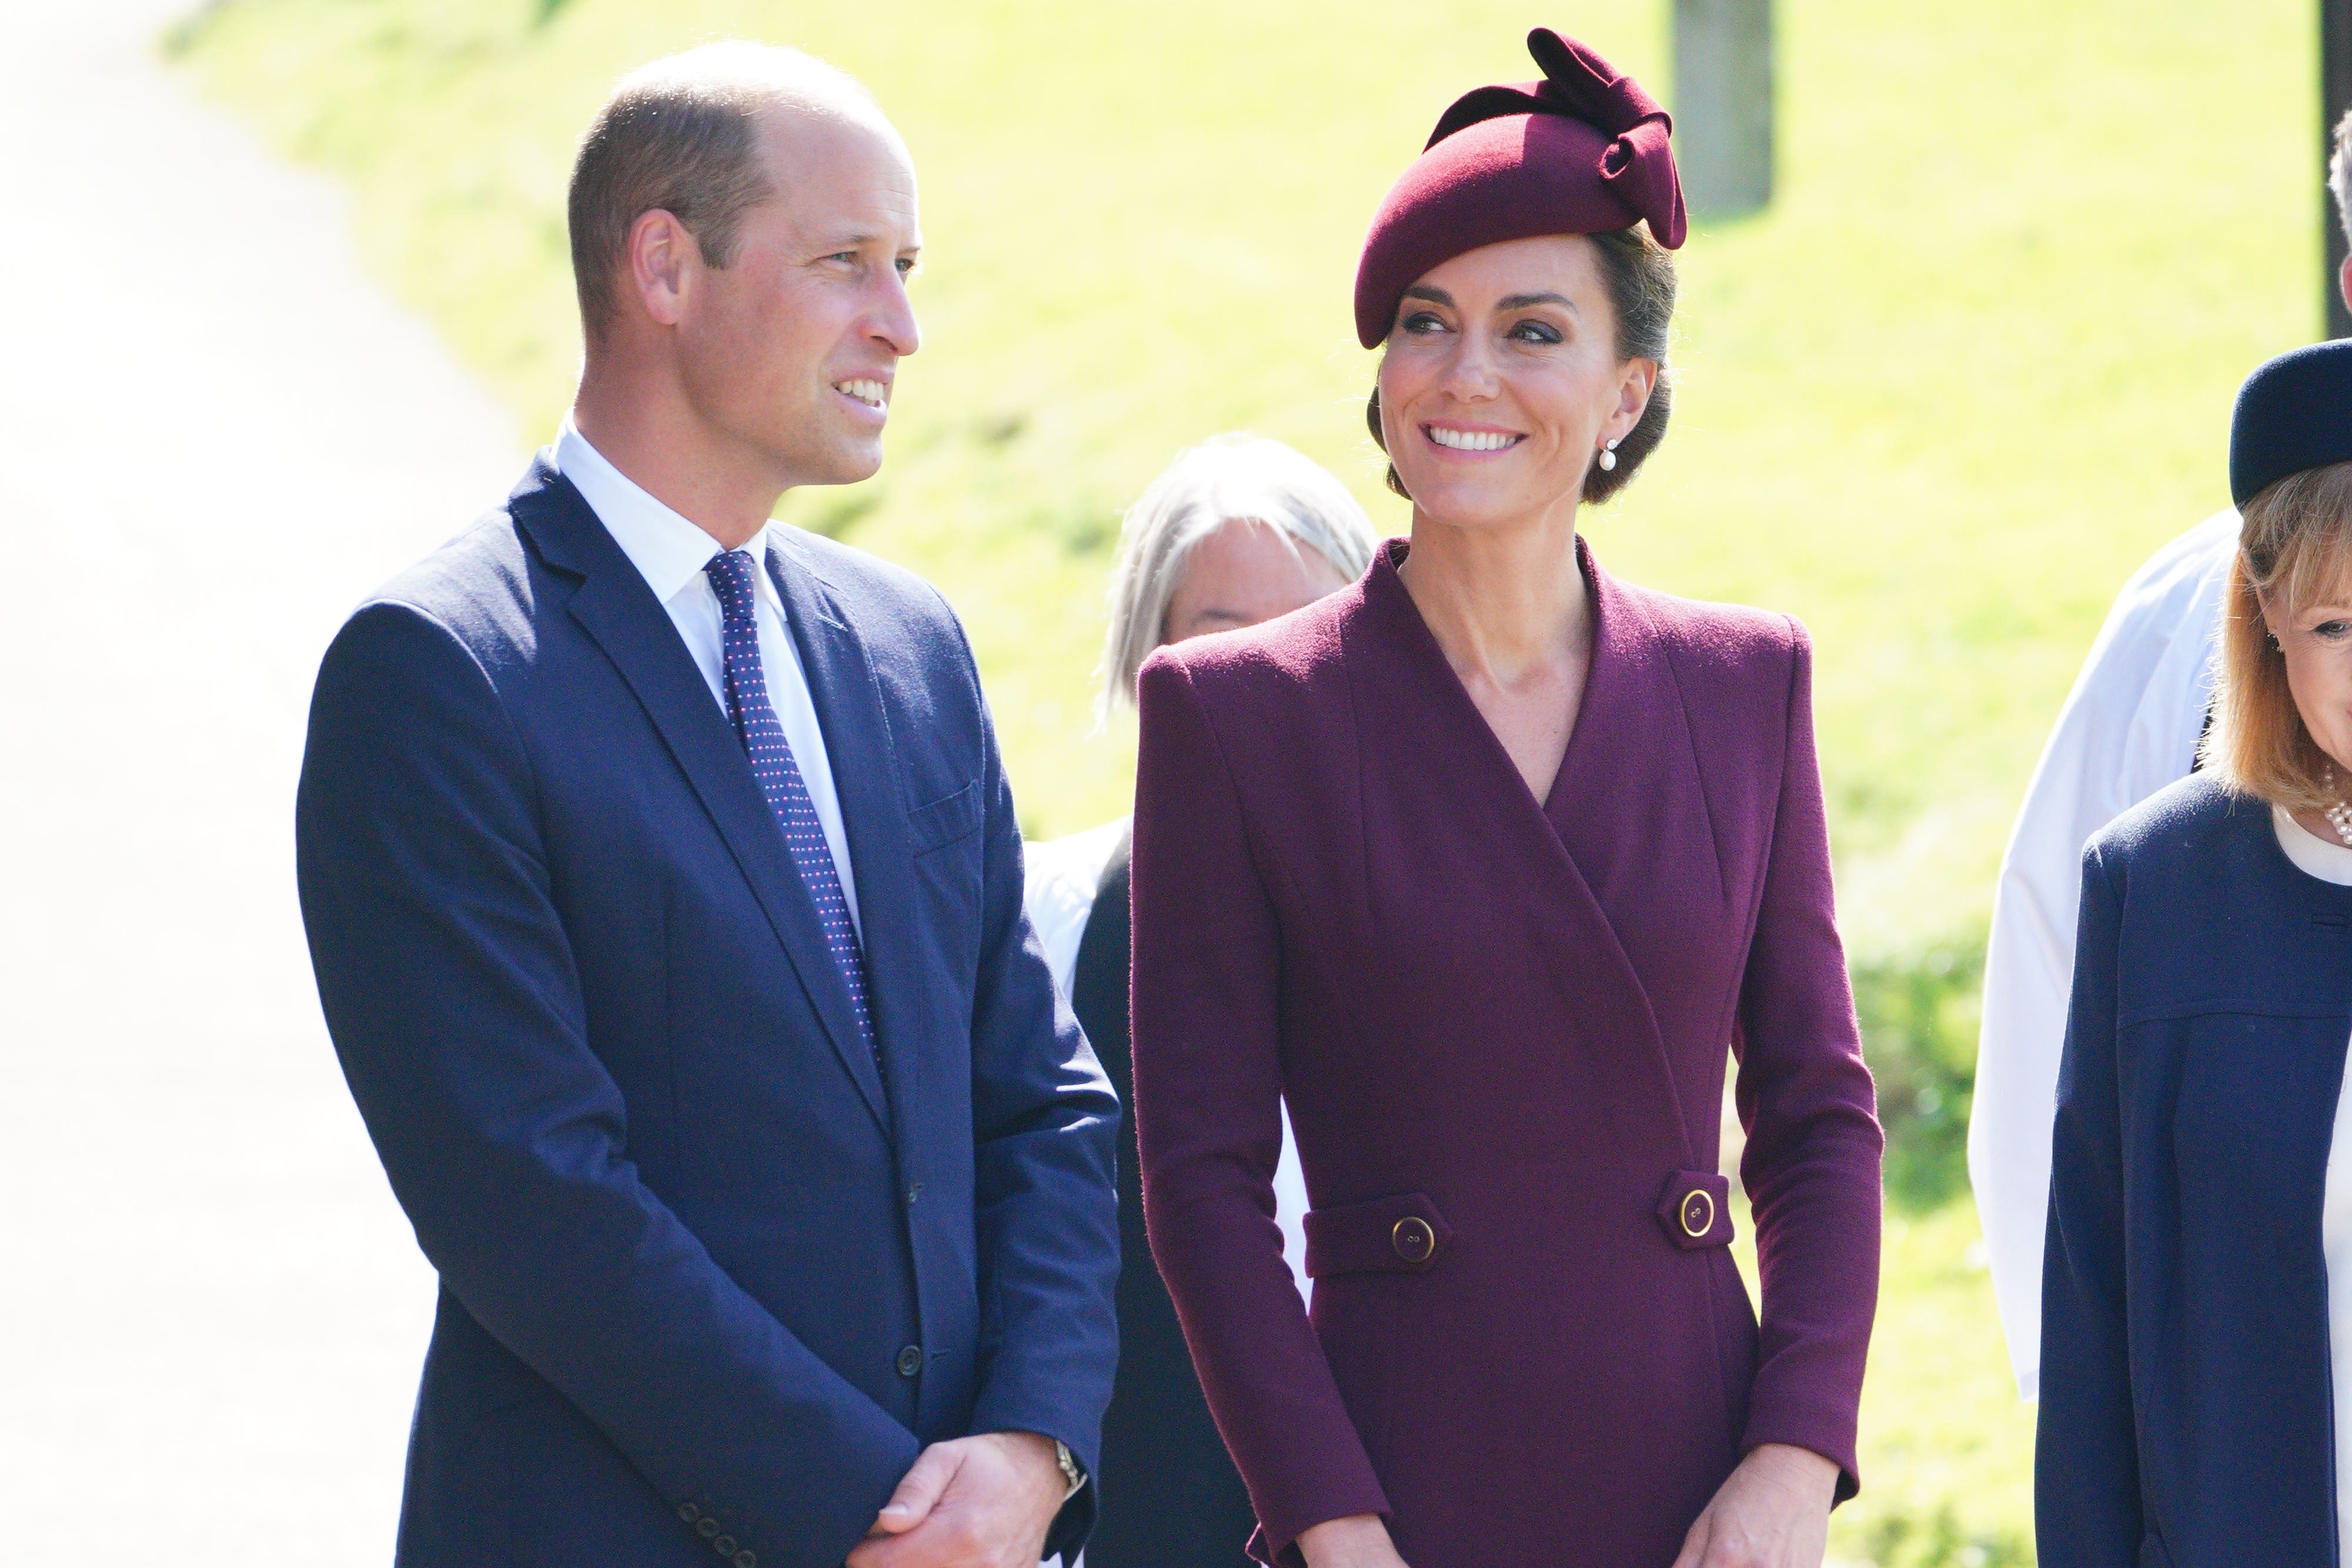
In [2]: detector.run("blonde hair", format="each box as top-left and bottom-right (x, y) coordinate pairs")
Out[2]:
(1096, 435), (1377, 724)
(2201, 460), (2352, 809)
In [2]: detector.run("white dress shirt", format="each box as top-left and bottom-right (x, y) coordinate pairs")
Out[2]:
(2278, 804), (2352, 1550)
(552, 417), (860, 935)
(1969, 511), (2237, 1399)
(1023, 818), (1314, 1305)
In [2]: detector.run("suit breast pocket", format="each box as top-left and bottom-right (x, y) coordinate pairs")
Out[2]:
(906, 780), (986, 981)
(907, 778), (983, 857)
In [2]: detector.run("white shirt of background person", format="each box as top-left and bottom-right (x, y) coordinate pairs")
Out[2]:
(1968, 511), (2234, 1399)
(554, 414), (862, 932)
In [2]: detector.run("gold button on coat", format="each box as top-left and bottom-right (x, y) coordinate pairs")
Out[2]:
(1680, 1189), (1715, 1239)
(1391, 1215), (1435, 1263)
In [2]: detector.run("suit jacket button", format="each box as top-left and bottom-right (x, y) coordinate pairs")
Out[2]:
(734, 1553), (759, 1568)
(896, 1345), (924, 1378)
(697, 1517), (720, 1539)
(1391, 1216), (1435, 1263)
(713, 1536), (737, 1557)
(677, 1503), (701, 1525)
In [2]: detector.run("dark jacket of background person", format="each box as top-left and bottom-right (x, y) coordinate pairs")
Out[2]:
(294, 460), (1121, 1568)
(1129, 539), (1883, 1567)
(1067, 847), (1261, 1566)
(2038, 775), (2352, 1566)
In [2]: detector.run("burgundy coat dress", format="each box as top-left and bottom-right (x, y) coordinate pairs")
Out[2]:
(1130, 538), (1882, 1567)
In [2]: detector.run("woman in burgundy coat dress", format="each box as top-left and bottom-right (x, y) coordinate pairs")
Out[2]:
(1128, 31), (1882, 1568)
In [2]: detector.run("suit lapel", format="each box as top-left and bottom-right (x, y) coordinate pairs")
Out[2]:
(765, 540), (927, 1139)
(511, 463), (890, 1135)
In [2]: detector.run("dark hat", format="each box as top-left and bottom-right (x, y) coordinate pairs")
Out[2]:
(1352, 29), (1686, 350)
(2230, 339), (2352, 507)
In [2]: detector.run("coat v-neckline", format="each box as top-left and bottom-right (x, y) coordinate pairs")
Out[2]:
(1347, 534), (1703, 1166)
(1363, 534), (1606, 838)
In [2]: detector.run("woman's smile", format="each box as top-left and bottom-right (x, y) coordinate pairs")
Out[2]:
(1423, 422), (1526, 455)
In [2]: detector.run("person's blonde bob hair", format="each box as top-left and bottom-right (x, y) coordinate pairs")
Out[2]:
(2201, 459), (2352, 810)
(1095, 434), (1378, 724)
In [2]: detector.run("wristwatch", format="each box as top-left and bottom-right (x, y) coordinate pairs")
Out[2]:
(1053, 1440), (1085, 1502)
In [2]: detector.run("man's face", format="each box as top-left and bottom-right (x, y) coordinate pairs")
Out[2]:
(674, 107), (922, 491)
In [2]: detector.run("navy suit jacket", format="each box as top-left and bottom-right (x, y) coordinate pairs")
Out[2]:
(2040, 774), (2352, 1567)
(295, 457), (1121, 1568)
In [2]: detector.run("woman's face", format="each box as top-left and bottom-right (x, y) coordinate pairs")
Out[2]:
(1377, 233), (1655, 534)
(2264, 582), (2352, 775)
(1162, 517), (1351, 646)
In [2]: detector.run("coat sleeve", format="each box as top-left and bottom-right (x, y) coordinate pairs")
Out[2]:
(1130, 654), (1391, 1566)
(296, 600), (919, 1568)
(957, 624), (1124, 1563)
(2034, 841), (2142, 1563)
(1732, 621), (1885, 1500)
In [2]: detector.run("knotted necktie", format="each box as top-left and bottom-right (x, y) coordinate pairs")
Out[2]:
(703, 549), (877, 1061)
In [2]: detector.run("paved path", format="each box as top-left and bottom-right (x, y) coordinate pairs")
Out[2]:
(0, 4), (524, 1560)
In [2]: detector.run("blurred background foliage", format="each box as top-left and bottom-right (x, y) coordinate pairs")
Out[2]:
(171, 1), (2323, 1560)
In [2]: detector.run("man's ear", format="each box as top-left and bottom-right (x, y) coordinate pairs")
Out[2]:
(626, 208), (698, 329)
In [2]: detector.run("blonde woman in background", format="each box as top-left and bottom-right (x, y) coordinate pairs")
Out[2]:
(2039, 340), (2352, 1564)
(1023, 434), (1376, 1566)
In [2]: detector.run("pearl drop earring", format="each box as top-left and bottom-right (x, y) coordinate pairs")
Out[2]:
(1597, 437), (1620, 472)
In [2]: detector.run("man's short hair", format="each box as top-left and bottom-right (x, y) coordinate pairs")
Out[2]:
(2332, 105), (2352, 249)
(567, 42), (877, 343)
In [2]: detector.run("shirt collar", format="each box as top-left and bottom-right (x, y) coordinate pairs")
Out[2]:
(554, 414), (781, 611)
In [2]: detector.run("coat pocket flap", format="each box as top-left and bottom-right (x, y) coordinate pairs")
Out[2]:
(1304, 1191), (1452, 1278)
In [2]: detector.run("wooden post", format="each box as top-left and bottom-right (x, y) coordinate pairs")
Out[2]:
(1673, 0), (1774, 219)
(2327, 0), (2352, 337)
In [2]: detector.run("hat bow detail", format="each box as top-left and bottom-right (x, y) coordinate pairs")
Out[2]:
(1424, 28), (1688, 250)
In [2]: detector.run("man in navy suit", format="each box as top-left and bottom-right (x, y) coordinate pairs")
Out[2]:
(295, 43), (1119, 1568)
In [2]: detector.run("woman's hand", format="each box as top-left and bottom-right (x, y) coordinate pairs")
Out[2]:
(1670, 1443), (1838, 1568)
(1297, 1513), (1410, 1568)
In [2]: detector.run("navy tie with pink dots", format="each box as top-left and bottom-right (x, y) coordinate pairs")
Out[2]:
(704, 549), (876, 1062)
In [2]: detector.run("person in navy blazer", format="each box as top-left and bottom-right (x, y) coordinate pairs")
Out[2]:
(293, 44), (1118, 1568)
(2039, 342), (2352, 1566)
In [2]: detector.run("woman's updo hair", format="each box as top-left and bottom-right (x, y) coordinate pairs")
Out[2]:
(1364, 221), (1678, 507)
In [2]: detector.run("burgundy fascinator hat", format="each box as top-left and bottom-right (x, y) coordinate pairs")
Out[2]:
(1353, 29), (1687, 349)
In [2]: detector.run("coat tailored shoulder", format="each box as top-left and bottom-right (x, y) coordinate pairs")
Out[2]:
(1129, 539), (1883, 1568)
(2038, 774), (2352, 1568)
(293, 457), (1120, 1568)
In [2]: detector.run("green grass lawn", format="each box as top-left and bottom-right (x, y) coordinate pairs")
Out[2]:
(1813, 1203), (2037, 1566)
(172, 2), (2323, 1559)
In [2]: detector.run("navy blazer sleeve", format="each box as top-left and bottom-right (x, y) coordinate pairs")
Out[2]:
(297, 601), (922, 1560)
(2037, 840), (2142, 1564)
(956, 617), (1122, 1554)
